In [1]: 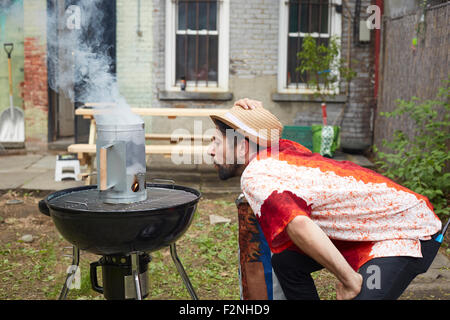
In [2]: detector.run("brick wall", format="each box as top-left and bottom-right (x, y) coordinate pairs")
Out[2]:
(147, 0), (375, 151)
(287, 0), (375, 151)
(116, 0), (154, 109)
(338, 0), (375, 150)
(3, 0), (377, 151)
(0, 0), (24, 120)
(229, 0), (279, 78)
(149, 0), (224, 135)
(22, 0), (48, 150)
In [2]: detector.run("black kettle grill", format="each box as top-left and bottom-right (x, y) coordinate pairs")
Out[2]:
(38, 182), (201, 300)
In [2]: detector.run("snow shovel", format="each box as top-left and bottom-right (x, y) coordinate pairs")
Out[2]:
(0, 43), (24, 143)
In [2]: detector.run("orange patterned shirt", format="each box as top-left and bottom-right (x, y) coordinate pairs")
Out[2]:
(241, 139), (442, 271)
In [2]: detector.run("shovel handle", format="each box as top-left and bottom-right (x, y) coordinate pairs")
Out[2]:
(7, 58), (12, 96)
(4, 43), (13, 57)
(4, 44), (13, 96)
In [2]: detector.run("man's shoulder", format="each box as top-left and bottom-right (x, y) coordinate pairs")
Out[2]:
(243, 155), (282, 176)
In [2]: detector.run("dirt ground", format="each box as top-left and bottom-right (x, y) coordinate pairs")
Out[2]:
(0, 190), (242, 300)
(0, 189), (448, 300)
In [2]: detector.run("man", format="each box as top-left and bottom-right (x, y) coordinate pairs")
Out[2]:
(207, 98), (443, 300)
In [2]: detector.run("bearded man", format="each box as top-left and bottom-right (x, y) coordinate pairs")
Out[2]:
(206, 98), (443, 300)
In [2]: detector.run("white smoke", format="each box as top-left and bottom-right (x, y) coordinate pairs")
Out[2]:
(46, 0), (143, 125)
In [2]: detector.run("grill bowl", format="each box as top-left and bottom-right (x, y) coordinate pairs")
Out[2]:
(39, 183), (201, 255)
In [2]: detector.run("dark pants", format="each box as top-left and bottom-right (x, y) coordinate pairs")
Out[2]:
(271, 235), (441, 300)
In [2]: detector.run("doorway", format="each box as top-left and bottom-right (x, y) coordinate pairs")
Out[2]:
(47, 0), (116, 146)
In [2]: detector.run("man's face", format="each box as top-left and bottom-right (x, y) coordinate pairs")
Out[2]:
(207, 128), (241, 180)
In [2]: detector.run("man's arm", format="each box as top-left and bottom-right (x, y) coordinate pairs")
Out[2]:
(286, 215), (363, 300)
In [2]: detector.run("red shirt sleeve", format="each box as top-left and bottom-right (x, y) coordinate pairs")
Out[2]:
(258, 190), (312, 253)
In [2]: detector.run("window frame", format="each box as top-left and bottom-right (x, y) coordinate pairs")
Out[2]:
(165, 0), (230, 93)
(277, 0), (342, 94)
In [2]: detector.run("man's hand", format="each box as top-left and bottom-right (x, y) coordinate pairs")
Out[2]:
(234, 98), (262, 110)
(336, 272), (363, 300)
(287, 215), (364, 300)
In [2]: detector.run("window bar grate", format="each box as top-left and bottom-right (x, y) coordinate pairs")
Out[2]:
(216, 0), (220, 88)
(306, 0), (313, 84)
(184, 0), (188, 86)
(206, 0), (210, 87)
(317, 0), (322, 83)
(195, 0), (199, 86)
(178, 0), (217, 88)
(288, 0), (331, 88)
(295, 1), (302, 88)
(216, 0), (223, 88)
(318, 0), (322, 41)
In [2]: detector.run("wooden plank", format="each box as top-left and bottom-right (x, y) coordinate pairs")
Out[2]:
(147, 144), (208, 155)
(68, 144), (209, 155)
(84, 102), (116, 107)
(75, 106), (228, 118)
(77, 152), (87, 165)
(131, 108), (228, 117)
(88, 119), (96, 145)
(145, 133), (213, 141)
(69, 144), (94, 153)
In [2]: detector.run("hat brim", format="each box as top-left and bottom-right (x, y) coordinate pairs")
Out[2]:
(210, 113), (275, 147)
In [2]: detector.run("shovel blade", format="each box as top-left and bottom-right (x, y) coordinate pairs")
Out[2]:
(0, 106), (25, 142)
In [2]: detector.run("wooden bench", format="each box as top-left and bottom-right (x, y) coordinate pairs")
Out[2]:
(145, 133), (213, 143)
(69, 104), (227, 184)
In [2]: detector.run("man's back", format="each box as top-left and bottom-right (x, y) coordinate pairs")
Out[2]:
(241, 139), (442, 270)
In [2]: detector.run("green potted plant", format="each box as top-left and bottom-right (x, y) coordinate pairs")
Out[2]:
(296, 35), (356, 157)
(374, 80), (450, 218)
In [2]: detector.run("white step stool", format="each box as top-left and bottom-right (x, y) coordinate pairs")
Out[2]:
(55, 155), (81, 181)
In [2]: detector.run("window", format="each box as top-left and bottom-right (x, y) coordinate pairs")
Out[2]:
(165, 0), (230, 92)
(277, 0), (342, 93)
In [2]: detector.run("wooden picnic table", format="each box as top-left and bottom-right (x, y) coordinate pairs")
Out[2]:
(75, 104), (227, 144)
(69, 104), (226, 184)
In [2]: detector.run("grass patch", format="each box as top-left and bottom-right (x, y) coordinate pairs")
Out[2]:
(0, 193), (338, 300)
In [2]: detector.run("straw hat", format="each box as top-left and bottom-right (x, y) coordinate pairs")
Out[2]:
(210, 105), (283, 147)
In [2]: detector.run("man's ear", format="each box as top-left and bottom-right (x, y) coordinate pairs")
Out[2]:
(236, 138), (249, 165)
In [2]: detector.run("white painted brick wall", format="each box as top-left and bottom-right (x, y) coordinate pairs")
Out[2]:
(147, 0), (374, 149)
(229, 0), (278, 78)
(116, 0), (154, 108)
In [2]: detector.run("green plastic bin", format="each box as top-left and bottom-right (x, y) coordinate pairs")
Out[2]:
(311, 125), (340, 158)
(281, 126), (313, 151)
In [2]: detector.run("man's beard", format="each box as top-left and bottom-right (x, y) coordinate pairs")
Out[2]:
(216, 163), (242, 180)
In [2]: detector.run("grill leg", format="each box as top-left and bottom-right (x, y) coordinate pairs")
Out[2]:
(131, 252), (143, 300)
(170, 243), (198, 300)
(59, 246), (80, 300)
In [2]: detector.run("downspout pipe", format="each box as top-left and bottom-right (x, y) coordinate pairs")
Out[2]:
(374, 0), (383, 99)
(371, 0), (383, 148)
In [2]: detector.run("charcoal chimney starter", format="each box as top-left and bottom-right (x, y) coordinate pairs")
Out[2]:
(96, 122), (147, 204)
